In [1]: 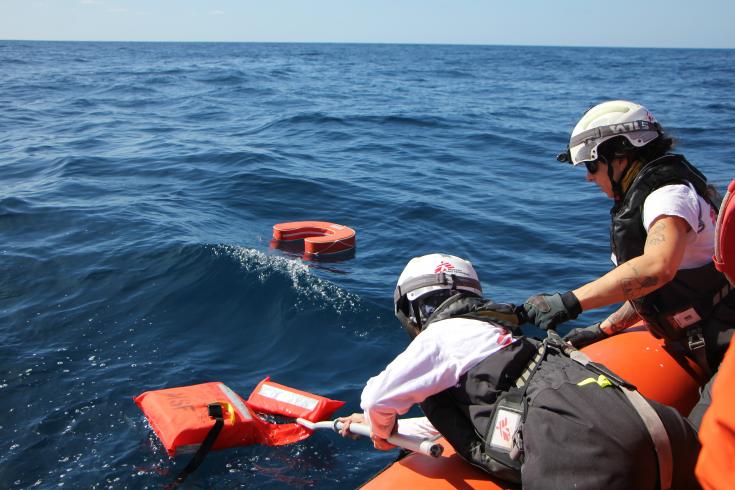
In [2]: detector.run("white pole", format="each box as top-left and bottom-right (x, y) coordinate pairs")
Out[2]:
(296, 418), (444, 458)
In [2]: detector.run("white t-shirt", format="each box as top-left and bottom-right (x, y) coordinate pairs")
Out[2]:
(360, 317), (515, 439)
(612, 183), (717, 269)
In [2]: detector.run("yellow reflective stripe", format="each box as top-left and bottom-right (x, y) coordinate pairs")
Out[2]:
(577, 375), (613, 389)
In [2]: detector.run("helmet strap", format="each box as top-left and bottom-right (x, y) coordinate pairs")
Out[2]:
(604, 156), (622, 201)
(411, 301), (424, 331)
(607, 156), (635, 201)
(620, 160), (643, 194)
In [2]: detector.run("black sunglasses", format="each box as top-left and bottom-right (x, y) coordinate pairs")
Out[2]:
(584, 160), (600, 174)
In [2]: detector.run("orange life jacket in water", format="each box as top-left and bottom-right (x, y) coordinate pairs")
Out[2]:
(134, 379), (343, 456)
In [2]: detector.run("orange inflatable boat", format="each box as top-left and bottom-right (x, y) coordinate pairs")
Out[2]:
(360, 325), (705, 489)
(272, 221), (356, 256)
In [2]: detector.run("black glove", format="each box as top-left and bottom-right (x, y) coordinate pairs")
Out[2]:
(522, 291), (581, 330)
(563, 322), (608, 348)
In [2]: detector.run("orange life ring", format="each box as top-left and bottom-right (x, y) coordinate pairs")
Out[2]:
(272, 221), (356, 256)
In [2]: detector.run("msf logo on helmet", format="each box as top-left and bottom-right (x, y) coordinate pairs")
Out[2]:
(434, 261), (455, 273)
(610, 120), (652, 134)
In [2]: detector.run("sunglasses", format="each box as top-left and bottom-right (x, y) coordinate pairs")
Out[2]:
(584, 160), (600, 174)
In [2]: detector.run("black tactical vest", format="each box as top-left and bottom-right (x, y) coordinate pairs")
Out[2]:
(416, 294), (700, 489)
(418, 295), (538, 482)
(610, 154), (727, 339)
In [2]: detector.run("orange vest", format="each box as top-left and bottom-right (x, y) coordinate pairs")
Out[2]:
(135, 379), (344, 456)
(135, 382), (305, 456)
(696, 338), (735, 489)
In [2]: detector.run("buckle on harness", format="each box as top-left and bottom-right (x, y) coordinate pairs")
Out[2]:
(687, 330), (705, 351)
(509, 428), (524, 461)
(208, 403), (225, 419)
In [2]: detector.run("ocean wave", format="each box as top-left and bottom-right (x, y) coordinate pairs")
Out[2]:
(253, 112), (454, 134)
(702, 101), (735, 113)
(0, 196), (33, 216)
(194, 70), (250, 85)
(0, 57), (30, 65)
(213, 245), (363, 316)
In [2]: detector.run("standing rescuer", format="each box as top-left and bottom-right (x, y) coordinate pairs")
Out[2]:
(339, 253), (700, 489)
(521, 100), (735, 427)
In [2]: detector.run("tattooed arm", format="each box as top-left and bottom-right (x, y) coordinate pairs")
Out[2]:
(599, 301), (640, 336)
(572, 215), (690, 312)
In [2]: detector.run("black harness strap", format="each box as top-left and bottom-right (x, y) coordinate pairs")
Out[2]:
(173, 403), (225, 485)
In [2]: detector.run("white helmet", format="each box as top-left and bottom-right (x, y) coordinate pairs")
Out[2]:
(558, 100), (663, 165)
(394, 253), (482, 334)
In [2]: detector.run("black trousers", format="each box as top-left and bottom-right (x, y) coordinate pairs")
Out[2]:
(521, 353), (701, 490)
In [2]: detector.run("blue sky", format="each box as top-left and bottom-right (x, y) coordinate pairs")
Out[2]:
(2, 0), (733, 48)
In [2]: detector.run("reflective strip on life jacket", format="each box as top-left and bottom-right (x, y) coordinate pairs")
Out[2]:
(217, 383), (253, 421)
(246, 377), (345, 422)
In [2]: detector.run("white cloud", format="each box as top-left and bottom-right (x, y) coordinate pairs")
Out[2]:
(108, 7), (129, 13)
(80, 0), (101, 5)
(209, 10), (225, 16)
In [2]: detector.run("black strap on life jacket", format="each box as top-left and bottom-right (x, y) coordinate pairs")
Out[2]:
(478, 337), (547, 472)
(502, 338), (548, 464)
(173, 403), (225, 485)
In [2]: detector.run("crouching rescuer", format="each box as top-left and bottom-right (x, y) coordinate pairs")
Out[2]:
(338, 253), (700, 489)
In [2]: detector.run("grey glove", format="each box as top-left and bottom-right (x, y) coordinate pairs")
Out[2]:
(563, 322), (608, 348)
(522, 291), (581, 330)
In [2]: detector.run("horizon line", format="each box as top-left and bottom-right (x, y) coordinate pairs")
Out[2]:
(1, 39), (733, 51)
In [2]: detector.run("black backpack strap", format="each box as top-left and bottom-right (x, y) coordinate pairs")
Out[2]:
(173, 403), (226, 485)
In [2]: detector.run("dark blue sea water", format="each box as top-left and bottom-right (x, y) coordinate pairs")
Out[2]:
(1, 41), (734, 489)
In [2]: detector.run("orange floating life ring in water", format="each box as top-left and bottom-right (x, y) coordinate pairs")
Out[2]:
(272, 221), (356, 256)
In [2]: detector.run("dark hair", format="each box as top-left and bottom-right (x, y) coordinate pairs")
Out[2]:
(597, 133), (675, 165)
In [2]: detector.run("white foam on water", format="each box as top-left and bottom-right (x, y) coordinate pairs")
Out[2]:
(213, 245), (362, 315)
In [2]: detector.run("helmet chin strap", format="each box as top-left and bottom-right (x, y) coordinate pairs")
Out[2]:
(607, 156), (632, 201)
(411, 301), (424, 331)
